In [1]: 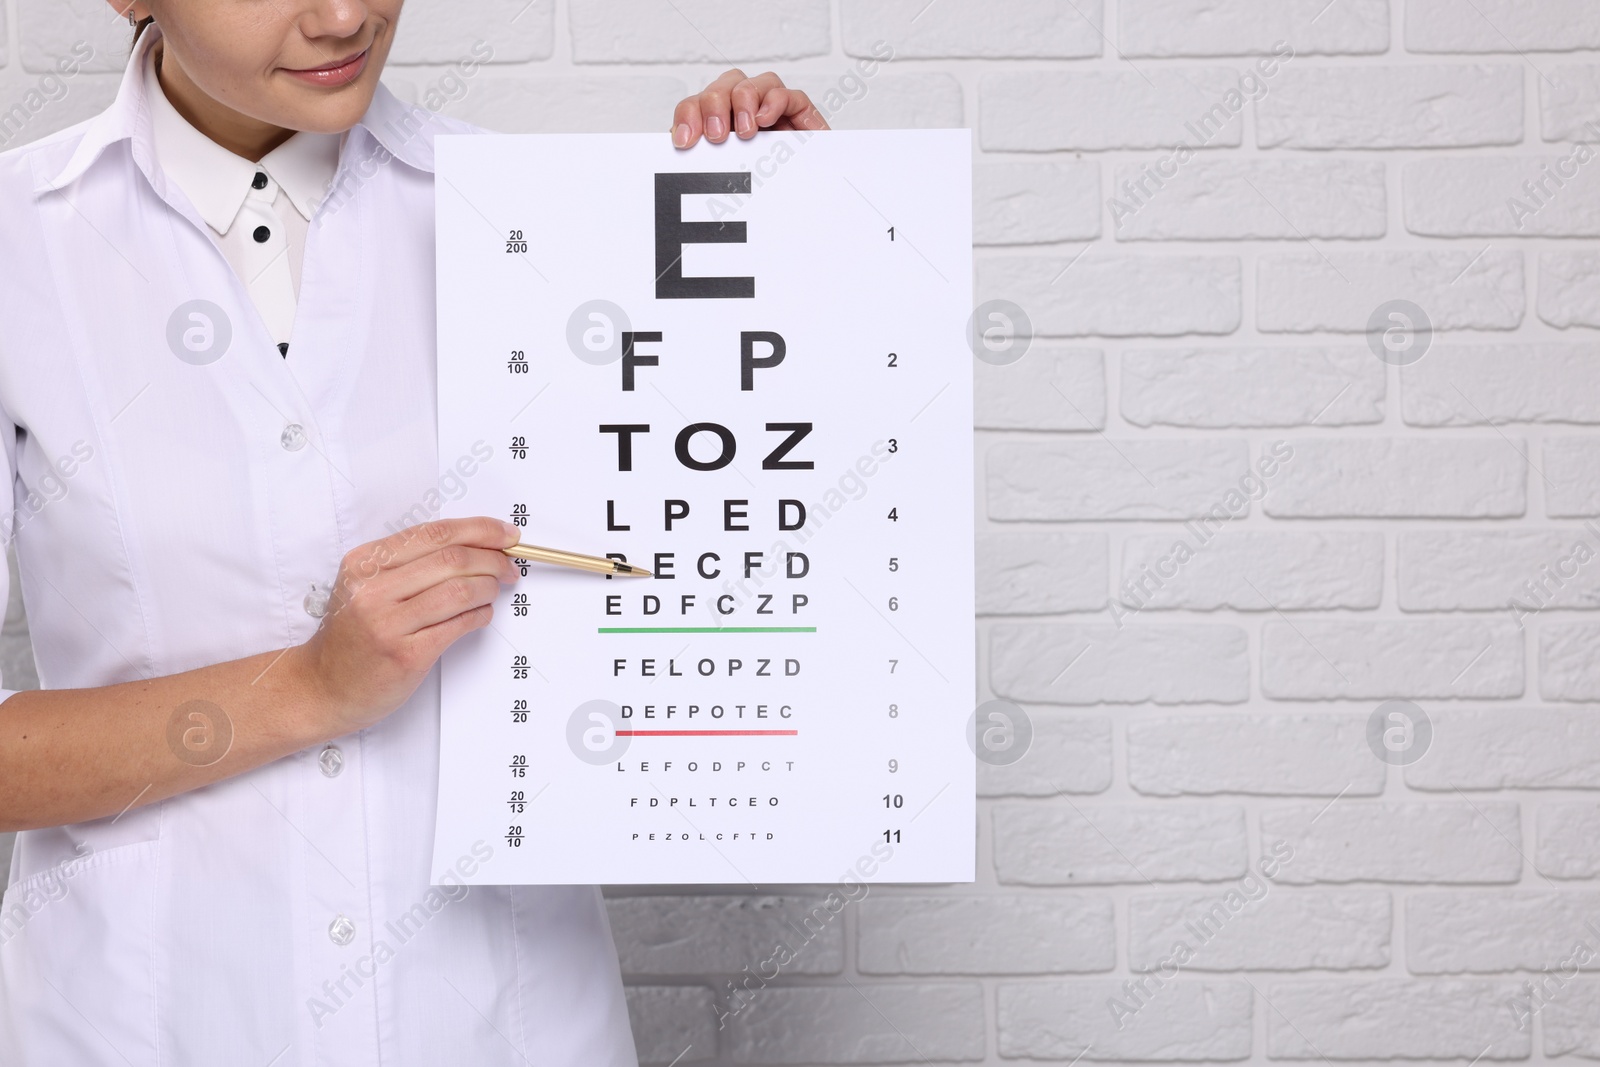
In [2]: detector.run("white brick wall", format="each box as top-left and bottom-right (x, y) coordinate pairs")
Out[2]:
(5, 0), (1600, 1062)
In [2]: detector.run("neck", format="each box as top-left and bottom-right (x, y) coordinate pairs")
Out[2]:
(154, 40), (295, 161)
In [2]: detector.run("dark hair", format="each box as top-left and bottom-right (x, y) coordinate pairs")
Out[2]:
(133, 16), (155, 41)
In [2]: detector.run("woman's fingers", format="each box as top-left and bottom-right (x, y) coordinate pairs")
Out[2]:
(345, 516), (519, 580)
(734, 73), (828, 134)
(396, 572), (506, 635)
(696, 68), (746, 143)
(672, 70), (831, 148)
(754, 84), (791, 128)
(771, 87), (828, 131)
(672, 70), (832, 148)
(730, 72), (782, 138)
(384, 544), (518, 605)
(410, 603), (495, 661)
(671, 94), (701, 148)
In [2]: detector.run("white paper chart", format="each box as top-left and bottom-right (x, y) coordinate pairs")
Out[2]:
(431, 131), (974, 885)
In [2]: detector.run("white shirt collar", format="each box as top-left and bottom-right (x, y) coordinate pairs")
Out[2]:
(144, 38), (341, 234)
(34, 22), (449, 199)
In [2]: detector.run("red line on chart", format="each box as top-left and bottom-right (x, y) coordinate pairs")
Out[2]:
(616, 729), (799, 737)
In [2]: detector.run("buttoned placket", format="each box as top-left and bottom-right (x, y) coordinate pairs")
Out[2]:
(261, 196), (379, 1056)
(235, 169), (297, 349)
(133, 128), (382, 1055)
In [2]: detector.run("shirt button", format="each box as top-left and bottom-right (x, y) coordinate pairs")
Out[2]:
(253, 225), (271, 243)
(328, 915), (355, 946)
(319, 745), (344, 778)
(303, 582), (331, 618)
(280, 423), (307, 451)
(252, 171), (269, 190)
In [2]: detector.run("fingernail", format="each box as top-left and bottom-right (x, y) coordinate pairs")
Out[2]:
(501, 521), (521, 541)
(735, 110), (753, 136)
(706, 114), (726, 140)
(673, 123), (690, 147)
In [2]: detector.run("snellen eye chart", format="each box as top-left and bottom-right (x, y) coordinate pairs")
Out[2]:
(431, 131), (974, 885)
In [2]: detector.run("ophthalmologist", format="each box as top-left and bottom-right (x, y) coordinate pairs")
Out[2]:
(0, 2), (827, 1063)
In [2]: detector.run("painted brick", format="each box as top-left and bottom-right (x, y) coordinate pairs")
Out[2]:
(1127, 714), (1385, 796)
(975, 349), (1106, 431)
(994, 803), (1249, 884)
(1264, 439), (1527, 518)
(979, 254), (1242, 337)
(842, 0), (1103, 58)
(987, 439), (1250, 521)
(975, 162), (1101, 245)
(1121, 348), (1384, 427)
(606, 896), (844, 976)
(1540, 622), (1600, 701)
(1546, 438), (1600, 517)
(1547, 982), (1600, 1059)
(1119, 531), (1385, 611)
(1120, 0), (1388, 55)
(858, 894), (1115, 974)
(1263, 980), (1531, 1059)
(433, 76), (690, 133)
(1402, 345), (1600, 425)
(0, 72), (118, 150)
(1538, 803), (1600, 878)
(797, 72), (964, 129)
(1404, 157), (1600, 237)
(1129, 889), (1392, 970)
(1406, 0), (1600, 52)
(17, 0), (133, 73)
(1397, 530), (1600, 612)
(625, 986), (718, 1064)
(998, 980), (1253, 1060)
(1113, 159), (1386, 240)
(568, 0), (830, 62)
(722, 984), (985, 1063)
(977, 712), (1114, 797)
(1407, 892), (1600, 973)
(389, 0), (554, 64)
(1257, 65), (1523, 148)
(1407, 710), (1600, 790)
(977, 532), (1107, 615)
(990, 623), (1251, 705)
(1542, 65), (1600, 141)
(980, 69), (1246, 151)
(1539, 251), (1600, 328)
(1261, 619), (1524, 700)
(1257, 250), (1525, 333)
(1262, 802), (1524, 884)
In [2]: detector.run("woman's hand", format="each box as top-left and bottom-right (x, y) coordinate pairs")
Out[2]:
(672, 69), (830, 148)
(295, 517), (521, 736)
(0, 514), (526, 831)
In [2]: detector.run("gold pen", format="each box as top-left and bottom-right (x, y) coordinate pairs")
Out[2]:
(501, 542), (652, 578)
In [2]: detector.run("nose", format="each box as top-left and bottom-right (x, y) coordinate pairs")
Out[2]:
(297, 0), (369, 41)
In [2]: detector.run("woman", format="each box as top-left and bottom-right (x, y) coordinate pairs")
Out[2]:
(0, 2), (828, 1062)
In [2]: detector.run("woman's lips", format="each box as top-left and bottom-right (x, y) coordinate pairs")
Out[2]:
(283, 48), (369, 87)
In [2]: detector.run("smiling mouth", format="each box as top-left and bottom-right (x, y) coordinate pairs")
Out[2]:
(298, 50), (365, 73)
(283, 46), (371, 85)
